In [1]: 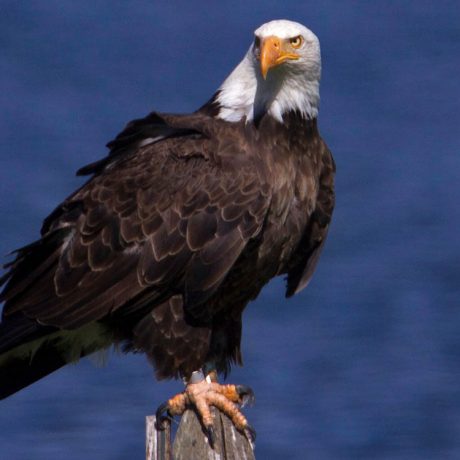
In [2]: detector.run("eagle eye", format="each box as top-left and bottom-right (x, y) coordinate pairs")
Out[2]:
(253, 36), (261, 57)
(289, 35), (303, 48)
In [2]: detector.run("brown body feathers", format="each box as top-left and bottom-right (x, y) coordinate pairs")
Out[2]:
(0, 108), (334, 397)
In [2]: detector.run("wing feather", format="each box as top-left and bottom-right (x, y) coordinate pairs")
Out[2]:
(286, 142), (335, 296)
(1, 115), (271, 336)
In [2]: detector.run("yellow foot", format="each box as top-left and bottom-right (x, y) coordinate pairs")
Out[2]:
(155, 373), (255, 445)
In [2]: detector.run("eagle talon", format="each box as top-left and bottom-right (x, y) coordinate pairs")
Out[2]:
(245, 423), (257, 442)
(235, 384), (255, 407)
(205, 425), (216, 447)
(155, 401), (172, 430)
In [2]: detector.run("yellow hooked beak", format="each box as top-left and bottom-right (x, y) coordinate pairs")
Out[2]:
(259, 36), (300, 79)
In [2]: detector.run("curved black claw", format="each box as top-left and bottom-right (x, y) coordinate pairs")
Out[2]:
(205, 425), (216, 447)
(245, 423), (257, 443)
(236, 384), (255, 407)
(155, 401), (171, 431)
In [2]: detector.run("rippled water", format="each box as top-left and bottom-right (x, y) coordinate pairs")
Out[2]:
(1, 2), (459, 459)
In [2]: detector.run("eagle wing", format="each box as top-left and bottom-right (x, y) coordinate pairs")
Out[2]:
(285, 141), (335, 297)
(0, 114), (271, 337)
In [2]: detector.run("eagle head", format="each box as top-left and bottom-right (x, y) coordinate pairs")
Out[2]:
(253, 20), (321, 81)
(216, 20), (321, 123)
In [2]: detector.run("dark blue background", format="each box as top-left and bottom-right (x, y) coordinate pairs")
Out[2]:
(1, 1), (459, 459)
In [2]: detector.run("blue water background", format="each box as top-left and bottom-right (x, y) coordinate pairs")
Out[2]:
(1, 1), (459, 459)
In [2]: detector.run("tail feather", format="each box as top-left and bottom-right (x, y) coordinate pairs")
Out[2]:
(0, 314), (65, 399)
(0, 315), (112, 399)
(0, 340), (68, 399)
(0, 313), (56, 355)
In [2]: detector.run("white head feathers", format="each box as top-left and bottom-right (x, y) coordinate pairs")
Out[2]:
(216, 20), (321, 123)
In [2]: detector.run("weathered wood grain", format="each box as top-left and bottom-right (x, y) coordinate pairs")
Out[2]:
(146, 409), (255, 460)
(146, 415), (172, 460)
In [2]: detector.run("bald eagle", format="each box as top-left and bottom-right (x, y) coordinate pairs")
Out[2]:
(0, 20), (335, 439)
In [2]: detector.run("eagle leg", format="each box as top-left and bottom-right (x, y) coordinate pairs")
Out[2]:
(155, 370), (256, 445)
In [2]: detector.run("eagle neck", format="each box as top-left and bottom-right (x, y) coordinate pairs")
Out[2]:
(198, 50), (320, 124)
(255, 110), (319, 139)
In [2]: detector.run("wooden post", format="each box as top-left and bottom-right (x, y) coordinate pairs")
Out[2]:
(146, 415), (172, 460)
(146, 409), (255, 460)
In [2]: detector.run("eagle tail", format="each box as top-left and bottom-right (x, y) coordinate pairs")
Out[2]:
(0, 316), (111, 400)
(0, 313), (66, 399)
(0, 339), (68, 400)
